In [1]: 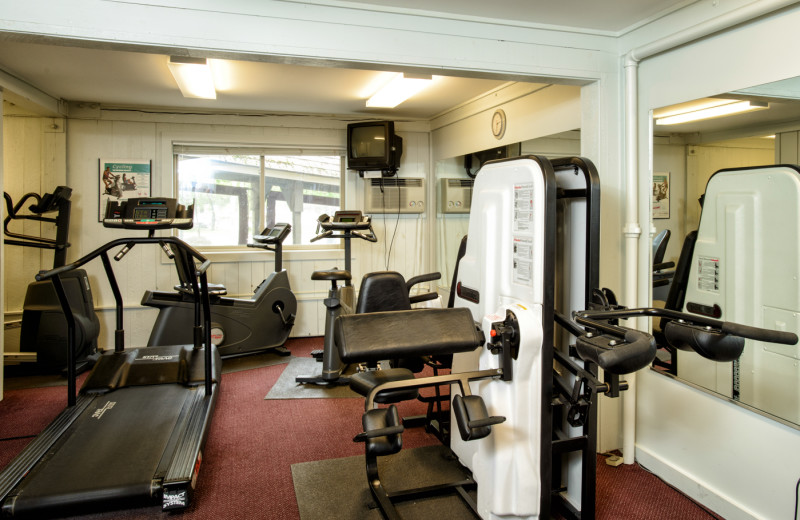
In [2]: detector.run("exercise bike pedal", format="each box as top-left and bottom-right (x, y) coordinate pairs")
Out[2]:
(310, 349), (323, 360)
(273, 346), (291, 357)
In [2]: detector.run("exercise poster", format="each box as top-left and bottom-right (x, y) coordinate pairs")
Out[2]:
(652, 172), (670, 219)
(99, 159), (152, 221)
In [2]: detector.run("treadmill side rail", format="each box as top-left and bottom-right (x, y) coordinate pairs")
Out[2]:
(0, 395), (95, 516)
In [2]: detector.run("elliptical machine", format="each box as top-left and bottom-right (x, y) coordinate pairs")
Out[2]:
(3, 186), (100, 374)
(142, 222), (297, 359)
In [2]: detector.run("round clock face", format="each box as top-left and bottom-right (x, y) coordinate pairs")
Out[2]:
(492, 109), (506, 139)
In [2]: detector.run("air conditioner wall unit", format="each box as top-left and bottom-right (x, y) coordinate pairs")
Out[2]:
(439, 178), (473, 214)
(364, 177), (425, 214)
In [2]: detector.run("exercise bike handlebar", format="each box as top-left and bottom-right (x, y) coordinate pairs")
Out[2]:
(352, 229), (378, 243)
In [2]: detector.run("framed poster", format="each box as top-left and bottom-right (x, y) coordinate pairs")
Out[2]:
(99, 159), (152, 221)
(652, 172), (670, 219)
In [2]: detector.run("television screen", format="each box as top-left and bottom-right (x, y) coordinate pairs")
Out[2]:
(347, 121), (402, 174)
(350, 125), (387, 159)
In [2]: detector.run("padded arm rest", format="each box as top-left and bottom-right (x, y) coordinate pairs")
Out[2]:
(334, 307), (483, 363)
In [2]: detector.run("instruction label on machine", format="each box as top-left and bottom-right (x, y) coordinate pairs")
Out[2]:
(697, 256), (720, 292)
(512, 184), (535, 286)
(513, 183), (534, 232)
(513, 236), (534, 286)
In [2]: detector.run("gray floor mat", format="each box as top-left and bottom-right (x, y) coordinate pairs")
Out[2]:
(264, 356), (361, 399)
(291, 444), (477, 520)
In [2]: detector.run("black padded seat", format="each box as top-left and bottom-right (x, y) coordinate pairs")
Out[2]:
(350, 368), (419, 403)
(334, 307), (482, 364)
(311, 268), (351, 282)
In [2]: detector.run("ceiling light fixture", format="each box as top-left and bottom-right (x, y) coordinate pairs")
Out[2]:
(655, 100), (768, 125)
(167, 56), (217, 99)
(366, 73), (433, 108)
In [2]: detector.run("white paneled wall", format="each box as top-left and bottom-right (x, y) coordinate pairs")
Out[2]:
(2, 115), (66, 352)
(0, 113), (434, 351)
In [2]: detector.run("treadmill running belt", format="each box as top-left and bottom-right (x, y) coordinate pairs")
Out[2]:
(6, 385), (193, 517)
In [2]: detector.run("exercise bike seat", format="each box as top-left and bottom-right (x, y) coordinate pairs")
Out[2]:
(311, 268), (351, 282)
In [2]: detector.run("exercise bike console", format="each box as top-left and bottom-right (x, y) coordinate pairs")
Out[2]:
(311, 211), (377, 244)
(252, 222), (291, 247)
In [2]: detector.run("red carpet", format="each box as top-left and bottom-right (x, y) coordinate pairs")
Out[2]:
(0, 337), (721, 519)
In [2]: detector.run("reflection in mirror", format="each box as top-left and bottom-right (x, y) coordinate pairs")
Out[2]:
(434, 131), (580, 295)
(651, 80), (800, 428)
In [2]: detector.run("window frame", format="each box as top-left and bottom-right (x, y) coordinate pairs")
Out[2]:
(172, 145), (346, 253)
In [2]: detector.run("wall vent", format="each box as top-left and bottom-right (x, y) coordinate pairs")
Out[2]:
(439, 178), (473, 214)
(365, 177), (425, 214)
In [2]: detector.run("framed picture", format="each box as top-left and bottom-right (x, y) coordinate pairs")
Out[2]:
(99, 159), (152, 221)
(652, 172), (670, 219)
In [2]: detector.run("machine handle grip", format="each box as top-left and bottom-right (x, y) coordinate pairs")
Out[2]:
(720, 322), (798, 345)
(310, 230), (333, 243)
(352, 230), (378, 243)
(197, 259), (212, 275)
(352, 425), (405, 442)
(406, 272), (442, 288)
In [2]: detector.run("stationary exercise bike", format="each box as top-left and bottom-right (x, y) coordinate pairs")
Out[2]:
(297, 210), (441, 386)
(142, 221), (297, 359)
(3, 186), (100, 374)
(296, 211), (377, 385)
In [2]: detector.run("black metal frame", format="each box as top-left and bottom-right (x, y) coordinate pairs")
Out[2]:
(358, 368), (504, 519)
(549, 157), (601, 519)
(36, 236), (214, 406)
(4, 187), (73, 268)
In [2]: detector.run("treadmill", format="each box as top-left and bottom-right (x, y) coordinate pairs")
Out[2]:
(0, 198), (221, 518)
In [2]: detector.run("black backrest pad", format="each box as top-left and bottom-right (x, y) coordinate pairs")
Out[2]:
(356, 271), (412, 314)
(334, 307), (483, 363)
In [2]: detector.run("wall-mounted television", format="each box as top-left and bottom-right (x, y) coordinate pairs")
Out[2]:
(346, 121), (403, 176)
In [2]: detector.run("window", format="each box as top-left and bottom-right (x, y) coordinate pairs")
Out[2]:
(174, 147), (343, 247)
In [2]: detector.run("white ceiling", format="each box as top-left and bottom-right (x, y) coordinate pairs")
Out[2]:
(1, 0), (799, 138)
(330, 0), (694, 32)
(0, 0), (692, 120)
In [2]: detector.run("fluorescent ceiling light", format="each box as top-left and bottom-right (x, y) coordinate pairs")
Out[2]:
(167, 56), (216, 99)
(366, 73), (433, 108)
(655, 100), (768, 125)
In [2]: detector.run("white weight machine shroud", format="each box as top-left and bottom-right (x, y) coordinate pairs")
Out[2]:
(678, 164), (800, 423)
(451, 156), (593, 519)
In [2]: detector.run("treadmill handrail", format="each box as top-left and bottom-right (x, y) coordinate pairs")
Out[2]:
(36, 236), (214, 406)
(36, 236), (208, 280)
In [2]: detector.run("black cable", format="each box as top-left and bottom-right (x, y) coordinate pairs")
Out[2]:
(0, 434), (36, 442)
(794, 476), (799, 520)
(379, 178), (400, 271)
(385, 182), (401, 271)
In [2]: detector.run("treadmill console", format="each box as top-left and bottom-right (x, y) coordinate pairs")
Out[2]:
(103, 198), (194, 230)
(252, 222), (291, 245)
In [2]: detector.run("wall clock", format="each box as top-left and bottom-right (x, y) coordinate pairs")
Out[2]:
(491, 109), (506, 139)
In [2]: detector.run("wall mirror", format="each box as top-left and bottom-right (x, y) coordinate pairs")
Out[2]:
(650, 77), (800, 428)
